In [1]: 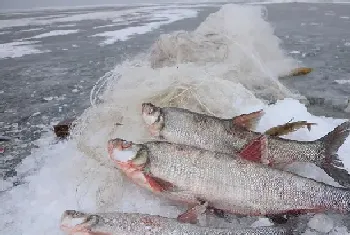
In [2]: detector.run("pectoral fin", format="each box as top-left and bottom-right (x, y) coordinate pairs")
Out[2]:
(144, 174), (175, 192)
(232, 109), (264, 130)
(177, 201), (209, 224)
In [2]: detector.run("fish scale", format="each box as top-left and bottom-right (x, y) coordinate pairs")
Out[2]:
(60, 210), (293, 235)
(161, 107), (323, 163)
(142, 141), (350, 216)
(162, 108), (249, 153)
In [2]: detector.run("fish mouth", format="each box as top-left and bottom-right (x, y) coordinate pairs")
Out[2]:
(107, 138), (142, 167)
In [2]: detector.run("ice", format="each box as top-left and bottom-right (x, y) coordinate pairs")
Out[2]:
(303, 230), (318, 235)
(250, 217), (274, 227)
(0, 41), (48, 59)
(92, 9), (199, 45)
(335, 79), (350, 85)
(93, 24), (118, 29)
(0, 30), (10, 35)
(56, 24), (77, 28)
(308, 214), (334, 233)
(330, 226), (350, 235)
(93, 24), (164, 45)
(1, 3), (350, 235)
(30, 29), (80, 39)
(20, 27), (44, 32)
(0, 5), (169, 30)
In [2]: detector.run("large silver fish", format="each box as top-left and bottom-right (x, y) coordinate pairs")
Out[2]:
(60, 209), (294, 235)
(141, 103), (350, 187)
(107, 138), (350, 217)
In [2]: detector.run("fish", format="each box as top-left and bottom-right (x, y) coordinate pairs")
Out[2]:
(60, 207), (294, 235)
(264, 120), (317, 137)
(141, 103), (350, 187)
(107, 137), (350, 217)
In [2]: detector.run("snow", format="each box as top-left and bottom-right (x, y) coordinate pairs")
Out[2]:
(0, 5), (168, 30)
(329, 227), (350, 235)
(92, 9), (199, 45)
(56, 24), (77, 28)
(308, 214), (335, 233)
(20, 27), (45, 32)
(251, 218), (274, 227)
(335, 80), (350, 85)
(30, 29), (80, 39)
(93, 24), (118, 29)
(0, 30), (10, 35)
(0, 41), (48, 59)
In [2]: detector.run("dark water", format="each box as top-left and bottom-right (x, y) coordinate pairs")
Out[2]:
(1, 2), (350, 182)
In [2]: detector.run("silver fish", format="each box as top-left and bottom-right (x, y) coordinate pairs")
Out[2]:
(60, 209), (293, 235)
(141, 103), (350, 187)
(108, 138), (350, 217)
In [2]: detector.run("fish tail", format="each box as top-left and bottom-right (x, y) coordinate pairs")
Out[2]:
(318, 121), (350, 187)
(326, 186), (350, 213)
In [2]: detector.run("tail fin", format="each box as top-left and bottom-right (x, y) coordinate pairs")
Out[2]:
(319, 121), (350, 188)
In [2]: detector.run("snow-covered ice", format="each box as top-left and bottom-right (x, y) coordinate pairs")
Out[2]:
(1, 3), (350, 235)
(30, 29), (80, 39)
(0, 41), (48, 59)
(92, 9), (199, 45)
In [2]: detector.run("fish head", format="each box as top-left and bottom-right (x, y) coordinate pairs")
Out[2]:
(60, 210), (99, 234)
(141, 103), (162, 125)
(107, 138), (148, 171)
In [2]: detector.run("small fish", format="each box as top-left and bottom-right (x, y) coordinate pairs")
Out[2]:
(264, 120), (317, 137)
(108, 137), (350, 217)
(141, 103), (350, 187)
(60, 207), (293, 235)
(290, 67), (313, 76)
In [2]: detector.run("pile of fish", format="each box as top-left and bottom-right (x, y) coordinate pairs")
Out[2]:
(60, 103), (350, 235)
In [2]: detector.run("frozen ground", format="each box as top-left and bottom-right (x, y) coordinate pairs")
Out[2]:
(1, 2), (350, 235)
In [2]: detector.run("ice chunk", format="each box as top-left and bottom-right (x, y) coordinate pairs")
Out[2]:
(308, 214), (334, 233)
